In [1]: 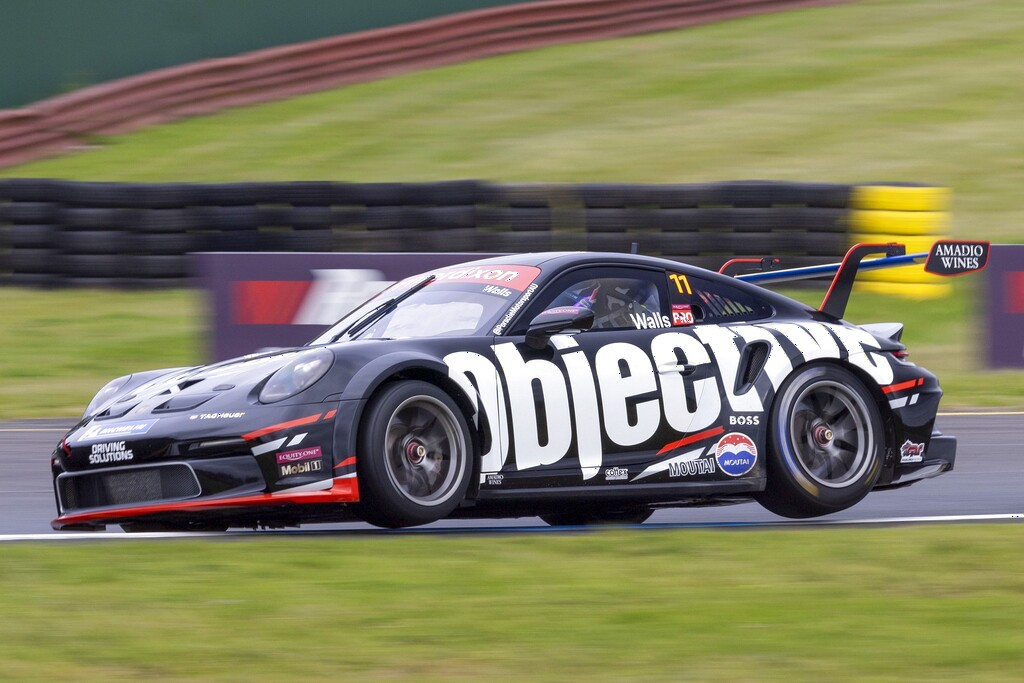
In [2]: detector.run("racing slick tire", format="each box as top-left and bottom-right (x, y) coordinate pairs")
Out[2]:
(756, 363), (884, 518)
(539, 507), (653, 526)
(355, 380), (473, 528)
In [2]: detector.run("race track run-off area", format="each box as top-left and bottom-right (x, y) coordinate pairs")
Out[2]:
(1, 413), (1022, 538)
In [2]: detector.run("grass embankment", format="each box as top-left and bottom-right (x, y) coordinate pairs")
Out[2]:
(2, 0), (1023, 415)
(1, 526), (1023, 681)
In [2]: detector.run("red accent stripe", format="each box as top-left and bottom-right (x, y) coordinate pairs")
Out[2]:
(657, 426), (726, 456)
(334, 456), (356, 469)
(324, 409), (337, 420)
(243, 413), (322, 441)
(882, 378), (922, 394)
(53, 478), (359, 528)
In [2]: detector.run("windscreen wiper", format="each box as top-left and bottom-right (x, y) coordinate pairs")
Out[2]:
(332, 274), (436, 342)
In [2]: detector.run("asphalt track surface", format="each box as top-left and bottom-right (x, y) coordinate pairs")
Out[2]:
(1, 414), (1022, 536)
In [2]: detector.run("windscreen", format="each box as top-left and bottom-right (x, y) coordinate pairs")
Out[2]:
(309, 264), (541, 343)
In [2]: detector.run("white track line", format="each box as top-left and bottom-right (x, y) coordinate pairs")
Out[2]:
(2, 513), (1023, 542)
(938, 411), (1024, 417)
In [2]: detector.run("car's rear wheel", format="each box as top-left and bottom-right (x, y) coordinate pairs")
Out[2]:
(355, 380), (472, 528)
(756, 364), (884, 518)
(539, 506), (653, 527)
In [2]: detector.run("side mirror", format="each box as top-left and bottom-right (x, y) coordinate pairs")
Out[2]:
(525, 307), (594, 350)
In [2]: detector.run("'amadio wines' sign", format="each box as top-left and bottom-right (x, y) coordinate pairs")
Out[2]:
(925, 240), (990, 276)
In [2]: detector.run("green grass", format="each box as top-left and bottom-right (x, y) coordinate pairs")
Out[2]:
(0, 289), (200, 418)
(2, 526), (1023, 681)
(3, 0), (1024, 415)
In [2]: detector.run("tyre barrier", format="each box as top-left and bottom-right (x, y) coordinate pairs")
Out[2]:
(0, 179), (948, 291)
(849, 183), (952, 299)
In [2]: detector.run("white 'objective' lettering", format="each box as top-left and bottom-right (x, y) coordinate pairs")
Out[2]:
(731, 325), (794, 392)
(649, 332), (719, 433)
(762, 323), (841, 364)
(693, 326), (763, 412)
(444, 351), (509, 473)
(595, 343), (660, 447)
(494, 343), (573, 470)
(551, 335), (603, 479)
(827, 324), (895, 385)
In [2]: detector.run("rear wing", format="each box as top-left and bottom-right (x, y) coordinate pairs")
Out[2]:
(727, 240), (989, 319)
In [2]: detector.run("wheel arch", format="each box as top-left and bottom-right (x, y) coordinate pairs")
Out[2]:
(351, 363), (485, 501)
(768, 357), (897, 483)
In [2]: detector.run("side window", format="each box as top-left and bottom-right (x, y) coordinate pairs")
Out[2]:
(513, 268), (666, 333)
(665, 271), (773, 325)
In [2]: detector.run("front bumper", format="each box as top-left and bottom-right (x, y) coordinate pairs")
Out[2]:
(51, 403), (360, 530)
(52, 465), (358, 530)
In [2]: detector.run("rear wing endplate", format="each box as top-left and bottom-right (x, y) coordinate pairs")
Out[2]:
(731, 240), (990, 319)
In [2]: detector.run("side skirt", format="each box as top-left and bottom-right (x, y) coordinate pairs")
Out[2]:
(475, 478), (761, 503)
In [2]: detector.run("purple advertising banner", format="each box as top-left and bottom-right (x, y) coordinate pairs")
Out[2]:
(196, 252), (499, 361)
(984, 245), (1024, 368)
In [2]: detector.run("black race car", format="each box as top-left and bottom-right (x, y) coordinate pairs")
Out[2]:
(51, 242), (982, 530)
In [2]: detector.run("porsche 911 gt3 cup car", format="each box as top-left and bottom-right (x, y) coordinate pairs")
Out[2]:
(50, 242), (985, 530)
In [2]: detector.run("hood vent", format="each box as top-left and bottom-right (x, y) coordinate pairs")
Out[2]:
(153, 393), (216, 413)
(95, 401), (140, 420)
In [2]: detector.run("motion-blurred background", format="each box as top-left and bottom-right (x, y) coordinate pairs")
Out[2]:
(1, 2), (1023, 679)
(1, 0), (1021, 418)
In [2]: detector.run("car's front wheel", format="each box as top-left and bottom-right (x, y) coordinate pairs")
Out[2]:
(756, 364), (884, 518)
(355, 380), (473, 528)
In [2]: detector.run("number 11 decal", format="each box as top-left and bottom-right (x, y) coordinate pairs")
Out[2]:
(669, 273), (692, 295)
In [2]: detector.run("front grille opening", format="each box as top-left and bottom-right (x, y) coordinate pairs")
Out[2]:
(185, 438), (248, 458)
(59, 464), (200, 512)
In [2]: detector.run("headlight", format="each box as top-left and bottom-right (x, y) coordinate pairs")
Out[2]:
(259, 349), (334, 404)
(84, 375), (132, 417)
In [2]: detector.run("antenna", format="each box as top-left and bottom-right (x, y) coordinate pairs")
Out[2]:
(630, 242), (639, 255)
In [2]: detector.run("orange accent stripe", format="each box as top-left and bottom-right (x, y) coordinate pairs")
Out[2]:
(243, 413), (322, 441)
(882, 379), (921, 395)
(53, 477), (359, 527)
(657, 426), (726, 456)
(334, 456), (356, 469)
(324, 409), (337, 420)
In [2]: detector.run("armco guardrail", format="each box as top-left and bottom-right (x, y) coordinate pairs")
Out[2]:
(0, 179), (948, 290)
(0, 0), (847, 168)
